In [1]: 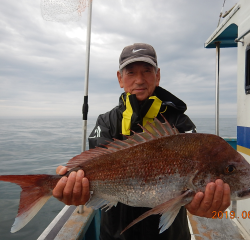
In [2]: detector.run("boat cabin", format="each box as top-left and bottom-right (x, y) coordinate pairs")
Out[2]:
(205, 0), (250, 236)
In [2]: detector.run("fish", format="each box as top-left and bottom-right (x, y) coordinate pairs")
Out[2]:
(0, 117), (250, 234)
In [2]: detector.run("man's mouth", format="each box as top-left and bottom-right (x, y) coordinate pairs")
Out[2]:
(134, 88), (146, 93)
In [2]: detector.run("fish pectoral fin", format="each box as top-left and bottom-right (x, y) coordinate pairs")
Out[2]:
(85, 195), (117, 211)
(121, 190), (195, 235)
(102, 201), (118, 212)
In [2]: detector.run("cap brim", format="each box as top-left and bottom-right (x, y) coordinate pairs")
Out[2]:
(119, 57), (157, 70)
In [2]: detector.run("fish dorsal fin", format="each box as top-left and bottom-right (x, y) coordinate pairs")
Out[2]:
(125, 116), (179, 144)
(66, 148), (112, 168)
(143, 117), (179, 137)
(66, 117), (178, 169)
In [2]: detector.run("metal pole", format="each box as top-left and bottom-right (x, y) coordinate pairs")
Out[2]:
(79, 0), (93, 214)
(215, 42), (237, 219)
(215, 42), (220, 136)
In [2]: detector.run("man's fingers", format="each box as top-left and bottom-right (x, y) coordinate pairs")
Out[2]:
(72, 170), (84, 205)
(218, 183), (231, 211)
(53, 176), (68, 200)
(63, 171), (77, 205)
(56, 166), (63, 175)
(185, 192), (204, 214)
(186, 180), (231, 218)
(198, 182), (216, 214)
(53, 169), (90, 206)
(56, 166), (68, 175)
(208, 179), (224, 212)
(81, 177), (90, 204)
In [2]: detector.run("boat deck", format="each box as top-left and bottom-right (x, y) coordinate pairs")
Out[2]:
(39, 206), (250, 240)
(188, 210), (248, 240)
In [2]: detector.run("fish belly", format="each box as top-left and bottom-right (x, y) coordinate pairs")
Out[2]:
(90, 173), (192, 208)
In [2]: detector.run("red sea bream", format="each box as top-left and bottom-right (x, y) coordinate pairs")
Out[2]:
(0, 117), (250, 234)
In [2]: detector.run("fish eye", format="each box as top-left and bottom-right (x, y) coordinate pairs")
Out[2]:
(225, 165), (236, 174)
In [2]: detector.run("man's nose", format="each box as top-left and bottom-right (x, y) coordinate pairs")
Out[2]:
(135, 73), (145, 84)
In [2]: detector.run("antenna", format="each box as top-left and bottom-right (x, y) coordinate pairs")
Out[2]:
(217, 0), (226, 27)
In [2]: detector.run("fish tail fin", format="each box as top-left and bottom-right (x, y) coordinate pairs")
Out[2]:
(0, 174), (57, 233)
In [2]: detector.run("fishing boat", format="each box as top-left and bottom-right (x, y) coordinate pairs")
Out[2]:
(36, 0), (250, 239)
(188, 0), (250, 239)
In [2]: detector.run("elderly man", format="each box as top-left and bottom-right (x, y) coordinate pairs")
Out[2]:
(53, 43), (231, 240)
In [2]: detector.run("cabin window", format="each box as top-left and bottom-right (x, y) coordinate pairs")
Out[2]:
(246, 45), (250, 94)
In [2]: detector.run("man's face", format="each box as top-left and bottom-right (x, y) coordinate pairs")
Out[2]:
(117, 62), (160, 102)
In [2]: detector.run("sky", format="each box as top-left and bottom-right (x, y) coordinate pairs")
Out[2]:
(0, 0), (238, 119)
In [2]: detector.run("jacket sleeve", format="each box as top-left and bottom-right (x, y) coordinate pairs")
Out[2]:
(88, 114), (113, 149)
(175, 114), (196, 133)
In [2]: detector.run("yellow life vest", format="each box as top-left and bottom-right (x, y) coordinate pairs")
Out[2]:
(121, 93), (165, 135)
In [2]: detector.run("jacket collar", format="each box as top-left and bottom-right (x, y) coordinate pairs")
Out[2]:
(119, 86), (187, 114)
(118, 86), (187, 135)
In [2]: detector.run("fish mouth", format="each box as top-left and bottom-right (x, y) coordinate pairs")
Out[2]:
(235, 188), (250, 200)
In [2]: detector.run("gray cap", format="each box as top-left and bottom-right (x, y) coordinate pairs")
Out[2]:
(119, 43), (158, 70)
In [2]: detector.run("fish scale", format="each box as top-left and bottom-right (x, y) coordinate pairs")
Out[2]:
(1, 117), (250, 234)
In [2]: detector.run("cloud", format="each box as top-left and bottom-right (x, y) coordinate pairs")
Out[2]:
(0, 0), (238, 118)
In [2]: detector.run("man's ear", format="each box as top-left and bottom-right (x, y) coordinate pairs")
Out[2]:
(156, 68), (161, 86)
(117, 71), (124, 88)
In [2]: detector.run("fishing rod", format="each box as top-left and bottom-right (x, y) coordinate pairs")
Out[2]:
(82, 1), (92, 154)
(80, 0), (93, 214)
(41, 0), (93, 214)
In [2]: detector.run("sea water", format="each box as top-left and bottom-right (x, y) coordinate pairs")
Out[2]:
(0, 117), (236, 240)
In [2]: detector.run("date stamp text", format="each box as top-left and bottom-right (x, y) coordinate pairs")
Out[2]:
(212, 211), (250, 219)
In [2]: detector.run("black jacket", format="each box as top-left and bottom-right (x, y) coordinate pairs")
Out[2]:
(88, 86), (196, 240)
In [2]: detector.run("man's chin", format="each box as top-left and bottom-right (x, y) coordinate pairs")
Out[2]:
(134, 93), (149, 102)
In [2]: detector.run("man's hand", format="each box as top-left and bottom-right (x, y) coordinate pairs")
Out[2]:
(185, 179), (231, 218)
(53, 166), (90, 206)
